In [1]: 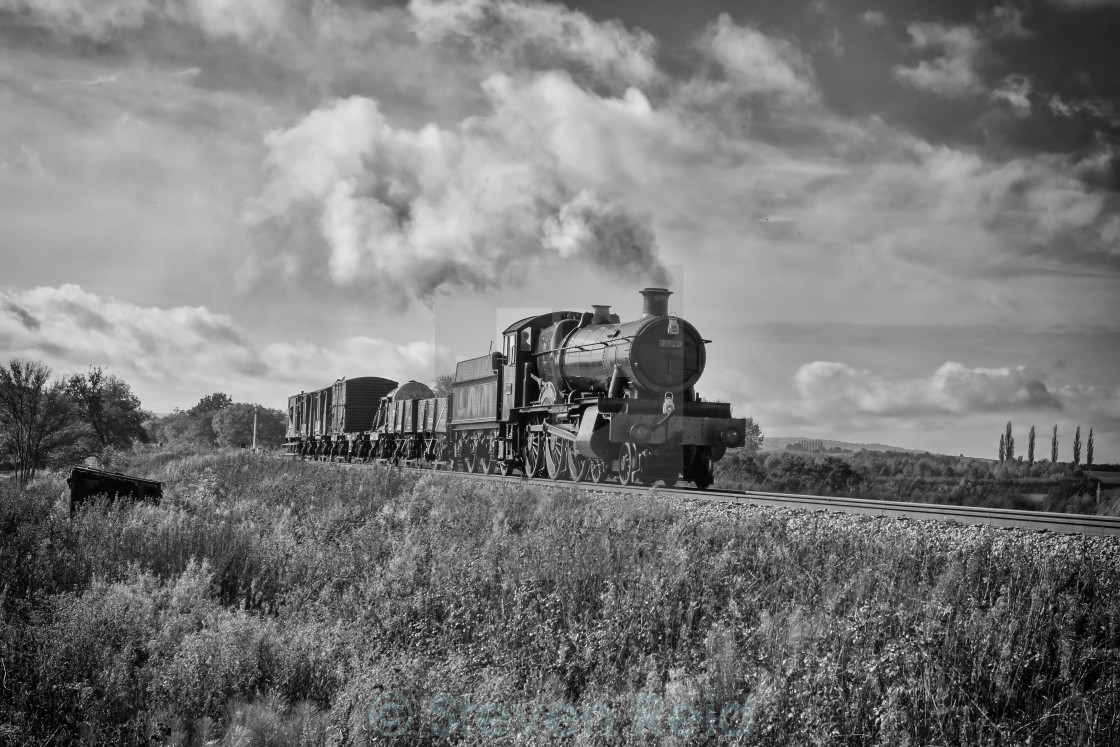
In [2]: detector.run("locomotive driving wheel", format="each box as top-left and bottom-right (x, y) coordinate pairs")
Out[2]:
(588, 459), (606, 484)
(523, 430), (543, 477)
(566, 442), (589, 482)
(544, 433), (567, 480)
(691, 447), (714, 490)
(618, 442), (643, 486)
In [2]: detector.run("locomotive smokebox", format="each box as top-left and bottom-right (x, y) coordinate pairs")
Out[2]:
(640, 288), (672, 318)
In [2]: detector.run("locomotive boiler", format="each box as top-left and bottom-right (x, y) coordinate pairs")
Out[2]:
(284, 288), (746, 489)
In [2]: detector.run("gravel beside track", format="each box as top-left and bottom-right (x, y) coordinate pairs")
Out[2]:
(556, 481), (1120, 568)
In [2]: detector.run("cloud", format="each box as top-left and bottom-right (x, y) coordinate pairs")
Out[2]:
(0, 144), (56, 183)
(0, 0), (149, 40)
(2, 300), (40, 331)
(859, 11), (887, 28)
(794, 360), (1064, 418)
(1043, 0), (1120, 7)
(0, 284), (449, 404)
(1074, 145), (1120, 194)
(1047, 94), (1119, 125)
(1054, 383), (1120, 420)
(0, 284), (259, 380)
(991, 74), (1032, 116)
(53, 72), (121, 86)
(982, 3), (1031, 39)
(698, 14), (819, 104)
(0, 0), (295, 43)
(893, 22), (985, 97)
(247, 78), (671, 306)
(408, 0), (659, 89)
(791, 136), (1116, 270)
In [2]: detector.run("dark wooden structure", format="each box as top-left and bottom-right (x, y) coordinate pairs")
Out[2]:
(66, 466), (163, 515)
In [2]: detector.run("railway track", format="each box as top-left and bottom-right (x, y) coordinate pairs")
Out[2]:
(308, 458), (1120, 537)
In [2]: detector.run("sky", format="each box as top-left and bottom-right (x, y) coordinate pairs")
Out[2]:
(1, 0), (1118, 461)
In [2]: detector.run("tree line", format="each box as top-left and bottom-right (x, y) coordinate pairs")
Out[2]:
(143, 393), (284, 453)
(0, 358), (284, 486)
(998, 421), (1095, 468)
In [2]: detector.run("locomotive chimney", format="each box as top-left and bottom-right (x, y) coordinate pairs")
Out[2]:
(592, 305), (612, 324)
(640, 288), (672, 318)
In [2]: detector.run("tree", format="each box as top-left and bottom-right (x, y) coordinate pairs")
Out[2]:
(66, 367), (150, 448)
(739, 416), (764, 456)
(1051, 425), (1059, 464)
(1027, 425), (1036, 466)
(998, 432), (1006, 463)
(188, 392), (233, 417)
(1004, 421), (1015, 462)
(0, 359), (81, 485)
(162, 392), (234, 447)
(432, 374), (455, 398)
(212, 404), (286, 448)
(147, 411), (214, 448)
(1086, 428), (1094, 469)
(1073, 426), (1081, 467)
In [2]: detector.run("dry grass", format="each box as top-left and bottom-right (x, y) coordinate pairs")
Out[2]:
(1, 450), (1117, 745)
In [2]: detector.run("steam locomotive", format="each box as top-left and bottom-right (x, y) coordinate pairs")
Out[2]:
(284, 288), (746, 489)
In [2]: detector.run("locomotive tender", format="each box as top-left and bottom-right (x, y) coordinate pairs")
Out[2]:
(284, 288), (746, 488)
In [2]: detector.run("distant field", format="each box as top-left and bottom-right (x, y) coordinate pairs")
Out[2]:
(2, 451), (1118, 745)
(762, 436), (922, 454)
(1089, 471), (1120, 487)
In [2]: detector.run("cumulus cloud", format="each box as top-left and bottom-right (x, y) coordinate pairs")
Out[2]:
(699, 14), (818, 104)
(248, 78), (671, 306)
(893, 22), (985, 97)
(408, 0), (659, 89)
(787, 135), (1116, 271)
(0, 285), (448, 400)
(0, 284), (258, 380)
(2, 300), (40, 331)
(794, 360), (1064, 418)
(1053, 382), (1120, 420)
(0, 0), (293, 43)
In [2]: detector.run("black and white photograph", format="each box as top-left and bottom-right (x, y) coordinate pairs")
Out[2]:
(1, 0), (1119, 744)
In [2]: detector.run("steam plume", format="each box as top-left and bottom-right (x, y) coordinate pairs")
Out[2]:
(248, 85), (670, 306)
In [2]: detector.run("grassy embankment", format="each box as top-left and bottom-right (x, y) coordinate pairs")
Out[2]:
(716, 451), (1120, 515)
(2, 450), (1118, 745)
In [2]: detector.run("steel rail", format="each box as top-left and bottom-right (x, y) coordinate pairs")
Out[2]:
(306, 459), (1120, 537)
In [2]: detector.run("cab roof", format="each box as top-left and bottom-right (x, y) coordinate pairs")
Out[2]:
(501, 310), (584, 335)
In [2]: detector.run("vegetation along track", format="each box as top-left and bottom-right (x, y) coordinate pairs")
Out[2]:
(307, 457), (1120, 537)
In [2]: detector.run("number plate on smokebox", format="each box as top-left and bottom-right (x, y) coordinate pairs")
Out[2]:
(658, 339), (683, 348)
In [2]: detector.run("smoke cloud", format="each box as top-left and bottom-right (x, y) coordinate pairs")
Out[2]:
(248, 78), (670, 307)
